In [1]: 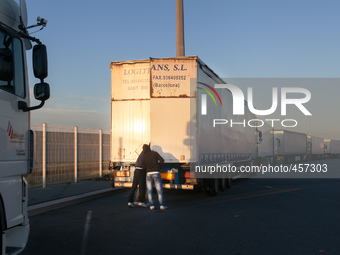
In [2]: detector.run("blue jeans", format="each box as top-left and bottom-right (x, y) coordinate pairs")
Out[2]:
(146, 172), (165, 207)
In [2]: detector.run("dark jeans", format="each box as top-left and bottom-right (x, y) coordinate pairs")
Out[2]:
(128, 169), (146, 203)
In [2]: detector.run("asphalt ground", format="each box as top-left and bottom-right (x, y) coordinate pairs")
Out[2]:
(23, 176), (340, 255)
(27, 180), (125, 216)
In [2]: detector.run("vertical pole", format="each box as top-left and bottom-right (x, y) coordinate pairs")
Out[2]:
(99, 129), (103, 177)
(74, 126), (78, 183)
(176, 0), (185, 57)
(42, 123), (46, 188)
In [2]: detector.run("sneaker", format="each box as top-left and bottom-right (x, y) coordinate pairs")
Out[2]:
(160, 206), (167, 210)
(150, 205), (155, 210)
(128, 202), (134, 208)
(137, 202), (147, 208)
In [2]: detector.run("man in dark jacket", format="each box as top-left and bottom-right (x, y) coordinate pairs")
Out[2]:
(128, 151), (147, 208)
(141, 144), (167, 210)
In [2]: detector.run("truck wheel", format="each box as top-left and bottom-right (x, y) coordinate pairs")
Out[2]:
(209, 179), (219, 196)
(0, 198), (4, 255)
(203, 179), (210, 195)
(203, 179), (218, 196)
(226, 177), (232, 189)
(219, 178), (226, 192)
(110, 180), (115, 188)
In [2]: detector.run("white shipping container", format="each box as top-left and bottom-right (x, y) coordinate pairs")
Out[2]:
(307, 136), (325, 155)
(274, 130), (307, 156)
(324, 139), (340, 154)
(330, 140), (340, 154)
(110, 56), (258, 168)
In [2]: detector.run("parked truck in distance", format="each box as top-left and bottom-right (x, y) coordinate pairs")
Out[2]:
(273, 130), (307, 163)
(0, 0), (50, 253)
(109, 56), (260, 195)
(307, 135), (326, 159)
(324, 139), (340, 157)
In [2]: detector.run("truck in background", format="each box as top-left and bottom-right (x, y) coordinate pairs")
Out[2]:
(307, 136), (325, 159)
(273, 130), (307, 163)
(109, 56), (260, 195)
(0, 0), (50, 254)
(324, 139), (340, 157)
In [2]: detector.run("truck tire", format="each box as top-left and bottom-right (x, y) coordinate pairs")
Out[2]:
(0, 196), (5, 255)
(209, 179), (219, 196)
(226, 177), (232, 189)
(204, 179), (219, 196)
(219, 178), (226, 192)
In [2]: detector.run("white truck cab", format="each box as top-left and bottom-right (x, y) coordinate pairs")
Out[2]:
(0, 0), (49, 254)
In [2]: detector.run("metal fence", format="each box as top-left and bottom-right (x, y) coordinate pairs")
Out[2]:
(26, 123), (110, 187)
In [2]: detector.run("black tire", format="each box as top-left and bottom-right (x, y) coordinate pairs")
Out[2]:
(0, 231), (2, 255)
(209, 179), (219, 196)
(204, 179), (210, 195)
(0, 197), (4, 255)
(110, 180), (115, 188)
(219, 178), (226, 192)
(204, 179), (219, 196)
(226, 176), (232, 189)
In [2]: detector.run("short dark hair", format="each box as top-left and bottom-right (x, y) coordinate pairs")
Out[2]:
(143, 144), (150, 151)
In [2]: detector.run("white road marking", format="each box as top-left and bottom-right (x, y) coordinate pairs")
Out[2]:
(81, 210), (93, 255)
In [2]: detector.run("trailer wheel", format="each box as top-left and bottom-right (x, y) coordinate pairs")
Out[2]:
(204, 179), (219, 196)
(219, 178), (226, 192)
(209, 179), (219, 196)
(226, 177), (232, 189)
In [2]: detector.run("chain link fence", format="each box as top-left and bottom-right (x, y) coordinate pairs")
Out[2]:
(26, 123), (111, 187)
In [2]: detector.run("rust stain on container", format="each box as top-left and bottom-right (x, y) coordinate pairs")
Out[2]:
(110, 62), (151, 101)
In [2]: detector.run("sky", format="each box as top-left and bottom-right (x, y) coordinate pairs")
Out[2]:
(22, 0), (340, 139)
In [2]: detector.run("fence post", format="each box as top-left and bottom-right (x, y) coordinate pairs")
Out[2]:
(99, 129), (103, 177)
(42, 123), (46, 188)
(74, 126), (78, 183)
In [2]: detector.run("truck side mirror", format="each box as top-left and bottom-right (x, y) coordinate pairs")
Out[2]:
(33, 44), (48, 80)
(34, 82), (50, 101)
(256, 130), (263, 144)
(276, 138), (281, 147)
(18, 45), (50, 112)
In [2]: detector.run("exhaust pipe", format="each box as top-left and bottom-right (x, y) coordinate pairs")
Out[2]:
(176, 0), (185, 57)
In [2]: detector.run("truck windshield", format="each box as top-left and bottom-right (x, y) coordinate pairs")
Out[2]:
(0, 30), (25, 98)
